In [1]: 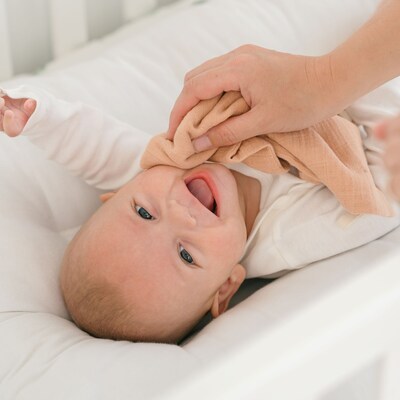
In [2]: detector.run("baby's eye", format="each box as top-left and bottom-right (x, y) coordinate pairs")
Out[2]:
(179, 244), (194, 265)
(135, 205), (154, 220)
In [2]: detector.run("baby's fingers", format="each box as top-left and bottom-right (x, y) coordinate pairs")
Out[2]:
(24, 98), (36, 116)
(3, 110), (24, 137)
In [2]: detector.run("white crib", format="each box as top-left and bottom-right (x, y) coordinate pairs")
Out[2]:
(0, 0), (176, 80)
(1, 1), (400, 399)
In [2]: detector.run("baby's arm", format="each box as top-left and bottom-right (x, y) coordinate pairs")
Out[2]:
(269, 131), (399, 273)
(0, 86), (151, 190)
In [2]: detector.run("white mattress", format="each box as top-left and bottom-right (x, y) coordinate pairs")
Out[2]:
(1, 0), (399, 399)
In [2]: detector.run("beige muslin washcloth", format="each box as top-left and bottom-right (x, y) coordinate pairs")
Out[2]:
(141, 91), (393, 216)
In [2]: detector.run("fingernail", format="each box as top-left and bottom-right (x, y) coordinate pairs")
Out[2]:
(193, 135), (212, 152)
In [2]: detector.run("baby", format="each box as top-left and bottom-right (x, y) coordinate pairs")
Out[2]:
(1, 89), (399, 344)
(60, 163), (258, 343)
(0, 92), (258, 343)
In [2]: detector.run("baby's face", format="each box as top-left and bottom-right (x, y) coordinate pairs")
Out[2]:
(80, 163), (251, 340)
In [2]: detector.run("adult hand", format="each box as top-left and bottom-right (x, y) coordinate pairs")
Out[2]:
(0, 96), (36, 137)
(375, 116), (400, 200)
(166, 45), (343, 152)
(167, 0), (400, 153)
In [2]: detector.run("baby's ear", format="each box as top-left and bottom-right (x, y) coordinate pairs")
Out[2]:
(211, 264), (246, 318)
(99, 192), (117, 203)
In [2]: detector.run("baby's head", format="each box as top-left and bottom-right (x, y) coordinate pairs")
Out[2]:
(61, 164), (256, 343)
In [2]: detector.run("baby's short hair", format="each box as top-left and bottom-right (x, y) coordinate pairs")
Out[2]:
(60, 224), (204, 344)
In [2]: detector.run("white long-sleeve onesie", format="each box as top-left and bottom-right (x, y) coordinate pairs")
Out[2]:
(2, 85), (399, 279)
(1, 86), (151, 191)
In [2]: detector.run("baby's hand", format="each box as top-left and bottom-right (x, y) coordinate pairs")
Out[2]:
(375, 115), (400, 200)
(0, 96), (36, 137)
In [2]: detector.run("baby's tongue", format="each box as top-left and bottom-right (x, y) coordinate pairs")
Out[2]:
(187, 178), (214, 211)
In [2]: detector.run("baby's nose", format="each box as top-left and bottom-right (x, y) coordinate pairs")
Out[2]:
(167, 199), (197, 227)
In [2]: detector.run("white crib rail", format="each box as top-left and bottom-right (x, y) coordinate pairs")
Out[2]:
(48, 0), (160, 59)
(0, 0), (13, 81)
(162, 248), (400, 400)
(48, 0), (89, 59)
(0, 0), (176, 82)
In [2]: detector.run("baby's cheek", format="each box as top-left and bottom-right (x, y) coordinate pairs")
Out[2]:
(218, 224), (246, 259)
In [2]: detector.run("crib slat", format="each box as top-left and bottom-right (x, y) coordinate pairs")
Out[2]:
(86, 0), (123, 40)
(0, 0), (13, 81)
(48, 0), (89, 58)
(121, 0), (157, 22)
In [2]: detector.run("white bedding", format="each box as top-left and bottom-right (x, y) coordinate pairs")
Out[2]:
(1, 0), (399, 399)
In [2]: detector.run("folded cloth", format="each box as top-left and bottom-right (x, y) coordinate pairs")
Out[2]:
(141, 91), (393, 216)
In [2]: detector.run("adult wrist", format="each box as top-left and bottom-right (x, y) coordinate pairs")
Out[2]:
(308, 53), (356, 118)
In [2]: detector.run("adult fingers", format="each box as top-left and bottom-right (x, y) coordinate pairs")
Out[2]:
(166, 66), (240, 140)
(184, 44), (258, 83)
(192, 108), (260, 152)
(184, 52), (232, 83)
(166, 91), (200, 140)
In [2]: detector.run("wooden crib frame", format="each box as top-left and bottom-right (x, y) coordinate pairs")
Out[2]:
(1, 1), (400, 399)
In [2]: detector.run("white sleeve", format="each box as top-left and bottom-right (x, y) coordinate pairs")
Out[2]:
(241, 126), (400, 279)
(1, 85), (151, 191)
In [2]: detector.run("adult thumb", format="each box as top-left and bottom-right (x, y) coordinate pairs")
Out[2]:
(192, 109), (258, 152)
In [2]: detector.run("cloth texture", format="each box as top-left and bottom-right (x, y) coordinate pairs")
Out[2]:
(141, 91), (393, 216)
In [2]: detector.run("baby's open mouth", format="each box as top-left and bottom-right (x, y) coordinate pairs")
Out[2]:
(186, 178), (218, 215)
